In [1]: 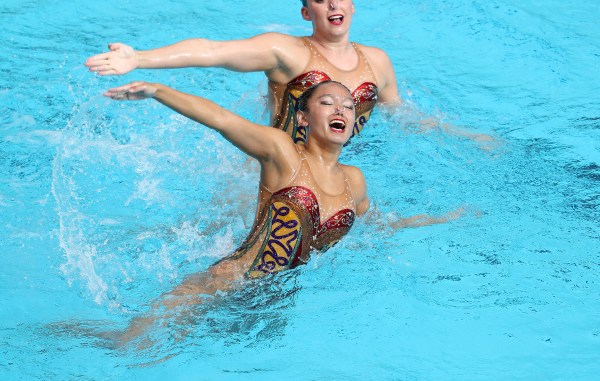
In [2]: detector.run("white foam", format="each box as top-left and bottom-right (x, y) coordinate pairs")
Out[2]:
(52, 143), (109, 305)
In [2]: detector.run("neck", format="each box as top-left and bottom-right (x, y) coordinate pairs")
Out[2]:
(303, 142), (342, 170)
(310, 32), (351, 51)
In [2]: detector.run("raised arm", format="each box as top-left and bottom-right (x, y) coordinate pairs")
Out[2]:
(85, 33), (304, 79)
(104, 81), (293, 162)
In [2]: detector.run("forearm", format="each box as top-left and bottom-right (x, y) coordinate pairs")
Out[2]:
(391, 207), (466, 229)
(152, 84), (230, 132)
(150, 84), (282, 159)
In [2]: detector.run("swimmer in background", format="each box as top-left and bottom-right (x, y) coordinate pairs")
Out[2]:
(85, 0), (494, 146)
(99, 80), (463, 346)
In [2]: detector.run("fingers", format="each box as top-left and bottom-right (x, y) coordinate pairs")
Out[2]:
(103, 82), (153, 100)
(86, 63), (115, 75)
(107, 83), (137, 93)
(84, 52), (111, 66)
(102, 89), (127, 100)
(85, 42), (127, 73)
(103, 83), (135, 100)
(104, 90), (136, 100)
(85, 53), (117, 75)
(108, 42), (125, 51)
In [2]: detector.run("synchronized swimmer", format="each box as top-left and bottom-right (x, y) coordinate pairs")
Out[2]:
(86, 0), (400, 143)
(78, 0), (472, 346)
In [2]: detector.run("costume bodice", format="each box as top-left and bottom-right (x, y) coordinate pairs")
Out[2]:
(268, 37), (378, 143)
(223, 149), (356, 278)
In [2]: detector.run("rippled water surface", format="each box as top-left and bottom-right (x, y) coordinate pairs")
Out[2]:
(1, 1), (599, 380)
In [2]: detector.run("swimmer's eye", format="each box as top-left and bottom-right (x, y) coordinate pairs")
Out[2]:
(344, 104), (354, 110)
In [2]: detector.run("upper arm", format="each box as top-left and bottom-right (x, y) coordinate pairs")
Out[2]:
(206, 33), (303, 75)
(209, 107), (293, 162)
(343, 165), (369, 216)
(362, 46), (401, 105)
(152, 84), (291, 162)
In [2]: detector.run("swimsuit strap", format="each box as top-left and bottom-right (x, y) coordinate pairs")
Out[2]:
(302, 37), (377, 90)
(341, 168), (356, 211)
(303, 37), (320, 59)
(351, 43), (376, 81)
(303, 37), (358, 73)
(297, 144), (308, 160)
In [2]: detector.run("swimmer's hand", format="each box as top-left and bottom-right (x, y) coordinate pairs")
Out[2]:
(104, 81), (157, 100)
(85, 42), (138, 76)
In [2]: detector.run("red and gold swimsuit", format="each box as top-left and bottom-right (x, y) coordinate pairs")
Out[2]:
(268, 37), (379, 143)
(219, 148), (356, 278)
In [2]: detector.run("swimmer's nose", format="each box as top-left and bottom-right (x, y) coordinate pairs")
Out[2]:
(330, 1), (339, 10)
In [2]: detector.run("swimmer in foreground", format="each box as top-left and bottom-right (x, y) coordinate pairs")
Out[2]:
(98, 80), (463, 346)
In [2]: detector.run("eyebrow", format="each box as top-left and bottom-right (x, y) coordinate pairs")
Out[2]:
(317, 94), (354, 103)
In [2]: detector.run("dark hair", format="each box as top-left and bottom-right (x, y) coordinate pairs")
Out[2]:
(297, 80), (352, 112)
(301, 0), (307, 6)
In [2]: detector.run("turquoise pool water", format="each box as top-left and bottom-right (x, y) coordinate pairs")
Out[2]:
(1, 0), (599, 380)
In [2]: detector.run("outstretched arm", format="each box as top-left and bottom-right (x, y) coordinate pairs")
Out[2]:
(85, 33), (302, 78)
(380, 100), (499, 150)
(104, 81), (291, 161)
(389, 207), (466, 229)
(364, 204), (467, 232)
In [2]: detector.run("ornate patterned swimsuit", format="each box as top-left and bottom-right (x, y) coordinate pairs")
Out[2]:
(221, 148), (356, 278)
(269, 37), (379, 143)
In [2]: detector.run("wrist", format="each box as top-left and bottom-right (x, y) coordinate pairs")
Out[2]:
(152, 83), (166, 99)
(134, 51), (143, 69)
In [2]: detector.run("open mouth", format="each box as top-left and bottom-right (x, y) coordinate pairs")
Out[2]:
(329, 119), (347, 133)
(328, 15), (344, 26)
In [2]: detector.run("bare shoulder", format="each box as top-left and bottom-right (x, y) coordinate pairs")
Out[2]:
(355, 42), (399, 102)
(270, 128), (299, 157)
(340, 164), (366, 189)
(260, 34), (311, 82)
(355, 43), (392, 65)
(252, 32), (302, 44)
(340, 163), (363, 175)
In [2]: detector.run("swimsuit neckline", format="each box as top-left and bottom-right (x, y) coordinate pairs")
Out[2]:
(304, 37), (362, 74)
(286, 70), (378, 98)
(274, 185), (355, 229)
(300, 148), (348, 198)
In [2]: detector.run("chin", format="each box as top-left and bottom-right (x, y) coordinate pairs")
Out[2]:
(329, 134), (351, 146)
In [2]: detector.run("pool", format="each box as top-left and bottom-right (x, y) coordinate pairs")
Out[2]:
(1, 0), (599, 379)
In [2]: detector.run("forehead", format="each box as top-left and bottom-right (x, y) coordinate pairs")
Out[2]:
(306, 0), (354, 7)
(312, 82), (353, 99)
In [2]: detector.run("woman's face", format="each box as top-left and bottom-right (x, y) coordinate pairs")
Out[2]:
(302, 0), (355, 37)
(299, 82), (355, 146)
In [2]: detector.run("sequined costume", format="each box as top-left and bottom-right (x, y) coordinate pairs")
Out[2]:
(219, 148), (356, 278)
(269, 37), (379, 143)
